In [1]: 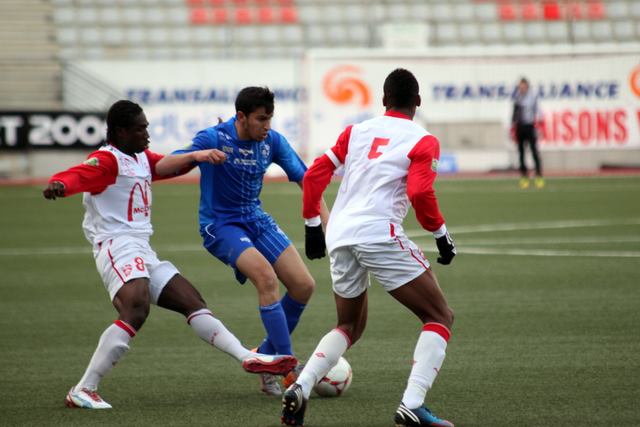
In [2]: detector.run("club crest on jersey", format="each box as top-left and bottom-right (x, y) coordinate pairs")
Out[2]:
(83, 157), (99, 167)
(431, 158), (439, 172)
(261, 144), (270, 159)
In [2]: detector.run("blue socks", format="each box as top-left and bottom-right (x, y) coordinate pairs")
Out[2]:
(258, 293), (306, 355)
(259, 301), (293, 355)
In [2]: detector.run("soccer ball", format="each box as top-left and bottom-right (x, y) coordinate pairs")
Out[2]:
(313, 357), (353, 397)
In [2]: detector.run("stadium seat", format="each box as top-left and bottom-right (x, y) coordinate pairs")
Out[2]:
(586, 1), (605, 20)
(186, 0), (206, 6)
(453, 3), (474, 21)
(190, 7), (208, 24)
(521, 2), (539, 20)
(103, 28), (125, 45)
(481, 23), (501, 43)
(503, 22), (525, 42)
(77, 8), (98, 23)
(281, 25), (303, 44)
(258, 7), (275, 24)
(543, 2), (561, 21)
(280, 7), (298, 24)
(590, 21), (612, 40)
(605, 2), (628, 19)
(631, 2), (640, 18)
(348, 24), (369, 45)
(169, 27), (191, 44)
(56, 28), (78, 45)
(432, 3), (454, 21)
(459, 22), (481, 42)
(211, 8), (228, 24)
(612, 20), (635, 41)
(524, 22), (546, 42)
(99, 7), (120, 24)
(148, 28), (169, 45)
(122, 8), (144, 24)
(80, 28), (101, 45)
(475, 2), (497, 22)
(547, 21), (569, 42)
(571, 21), (591, 42)
(498, 3), (516, 21)
(208, 0), (225, 5)
(166, 7), (189, 23)
(436, 23), (458, 43)
(235, 7), (253, 24)
(387, 3), (411, 21)
(53, 8), (75, 23)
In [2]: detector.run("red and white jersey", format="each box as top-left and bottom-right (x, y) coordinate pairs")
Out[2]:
(303, 111), (445, 251)
(49, 144), (166, 246)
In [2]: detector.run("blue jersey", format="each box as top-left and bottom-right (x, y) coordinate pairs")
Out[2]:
(174, 117), (307, 228)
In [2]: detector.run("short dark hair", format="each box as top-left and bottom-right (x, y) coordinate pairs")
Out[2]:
(520, 77), (529, 85)
(383, 68), (419, 109)
(106, 100), (143, 141)
(235, 87), (274, 116)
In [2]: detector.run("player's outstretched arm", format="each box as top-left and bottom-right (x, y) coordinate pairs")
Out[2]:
(155, 149), (226, 177)
(43, 181), (66, 200)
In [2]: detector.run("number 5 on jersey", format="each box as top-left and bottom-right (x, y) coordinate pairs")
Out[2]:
(368, 137), (390, 160)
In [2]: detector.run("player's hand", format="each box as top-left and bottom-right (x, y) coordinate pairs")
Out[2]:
(435, 232), (456, 265)
(305, 225), (326, 260)
(193, 149), (226, 165)
(43, 181), (66, 200)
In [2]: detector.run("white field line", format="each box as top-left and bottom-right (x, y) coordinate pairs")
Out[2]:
(1, 219), (639, 258)
(456, 236), (640, 245)
(406, 218), (640, 237)
(459, 247), (640, 258)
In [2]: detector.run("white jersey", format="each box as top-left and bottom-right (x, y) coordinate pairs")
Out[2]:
(325, 114), (432, 251)
(82, 145), (154, 246)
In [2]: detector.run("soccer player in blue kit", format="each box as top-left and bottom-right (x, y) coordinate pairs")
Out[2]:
(156, 87), (327, 396)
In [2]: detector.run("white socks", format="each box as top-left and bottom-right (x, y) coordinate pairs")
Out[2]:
(401, 323), (450, 409)
(187, 308), (252, 361)
(75, 320), (135, 392)
(297, 328), (351, 399)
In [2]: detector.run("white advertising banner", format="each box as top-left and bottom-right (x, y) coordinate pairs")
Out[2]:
(306, 53), (640, 159)
(72, 60), (304, 158)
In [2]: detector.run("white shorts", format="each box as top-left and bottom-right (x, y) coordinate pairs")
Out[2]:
(94, 236), (179, 303)
(329, 235), (430, 299)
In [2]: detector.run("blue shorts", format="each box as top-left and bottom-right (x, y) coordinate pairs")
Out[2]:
(200, 216), (292, 284)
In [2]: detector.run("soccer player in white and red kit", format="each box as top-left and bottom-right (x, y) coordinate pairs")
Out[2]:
(281, 69), (457, 427)
(44, 100), (296, 410)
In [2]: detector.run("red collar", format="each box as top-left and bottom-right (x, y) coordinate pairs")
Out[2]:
(384, 110), (412, 120)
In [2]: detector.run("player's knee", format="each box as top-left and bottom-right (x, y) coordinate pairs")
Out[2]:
(440, 307), (454, 330)
(252, 269), (279, 300)
(293, 275), (315, 302)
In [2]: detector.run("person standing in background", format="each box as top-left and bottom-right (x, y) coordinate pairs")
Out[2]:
(512, 77), (544, 189)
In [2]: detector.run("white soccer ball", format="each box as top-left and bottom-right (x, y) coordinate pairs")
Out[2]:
(313, 357), (353, 397)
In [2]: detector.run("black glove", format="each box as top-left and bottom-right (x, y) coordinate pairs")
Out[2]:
(435, 232), (456, 265)
(305, 225), (326, 260)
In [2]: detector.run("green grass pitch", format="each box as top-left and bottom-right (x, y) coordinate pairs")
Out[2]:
(1, 176), (639, 426)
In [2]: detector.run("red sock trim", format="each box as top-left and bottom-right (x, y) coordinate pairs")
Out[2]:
(334, 327), (353, 348)
(187, 309), (213, 325)
(114, 320), (136, 337)
(422, 322), (451, 342)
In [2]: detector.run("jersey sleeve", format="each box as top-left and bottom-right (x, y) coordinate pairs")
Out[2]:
(406, 135), (445, 232)
(145, 150), (165, 181)
(172, 128), (217, 155)
(49, 150), (118, 196)
(301, 125), (352, 219)
(273, 134), (307, 183)
(326, 125), (352, 166)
